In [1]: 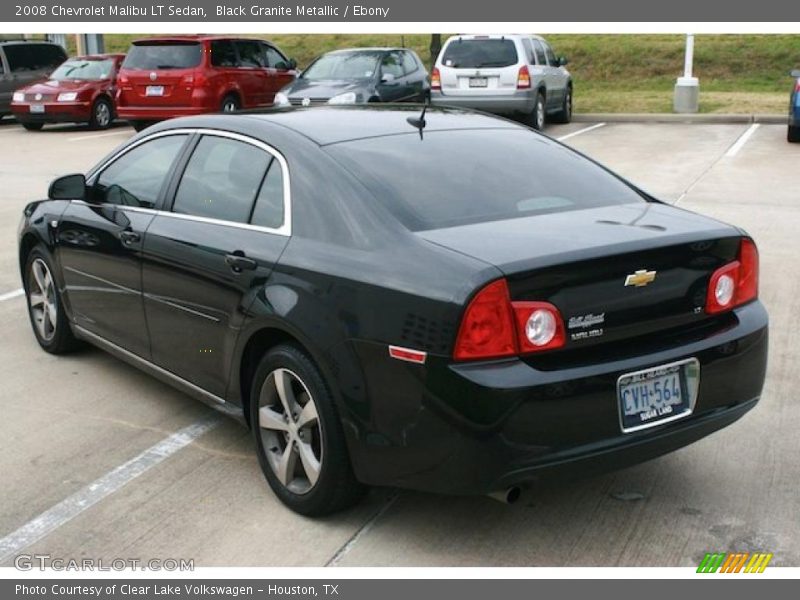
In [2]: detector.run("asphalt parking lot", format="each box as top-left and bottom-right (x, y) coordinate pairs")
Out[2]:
(0, 116), (798, 567)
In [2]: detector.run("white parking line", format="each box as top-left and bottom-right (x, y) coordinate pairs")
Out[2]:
(0, 415), (222, 563)
(0, 127), (23, 134)
(68, 129), (132, 142)
(725, 123), (760, 157)
(557, 122), (607, 142)
(0, 288), (24, 302)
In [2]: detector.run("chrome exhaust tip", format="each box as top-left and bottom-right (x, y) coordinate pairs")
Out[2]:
(487, 486), (522, 504)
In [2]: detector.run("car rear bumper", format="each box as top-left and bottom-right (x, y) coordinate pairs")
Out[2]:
(116, 105), (213, 121)
(11, 102), (93, 123)
(344, 300), (769, 495)
(430, 90), (534, 114)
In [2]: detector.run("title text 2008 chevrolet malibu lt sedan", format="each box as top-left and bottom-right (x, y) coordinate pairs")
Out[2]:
(18, 107), (768, 515)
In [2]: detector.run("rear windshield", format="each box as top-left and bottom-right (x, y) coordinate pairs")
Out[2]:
(122, 42), (201, 70)
(441, 39), (518, 69)
(327, 129), (646, 231)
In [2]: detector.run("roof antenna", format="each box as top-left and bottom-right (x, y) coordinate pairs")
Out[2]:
(406, 97), (429, 139)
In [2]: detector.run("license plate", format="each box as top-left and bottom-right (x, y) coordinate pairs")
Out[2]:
(617, 358), (700, 433)
(145, 86), (164, 97)
(469, 77), (488, 88)
(29, 104), (45, 114)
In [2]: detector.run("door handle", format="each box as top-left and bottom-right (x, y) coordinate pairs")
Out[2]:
(225, 252), (257, 272)
(119, 230), (141, 244)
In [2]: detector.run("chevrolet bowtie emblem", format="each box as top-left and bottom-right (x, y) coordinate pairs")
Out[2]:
(625, 269), (657, 287)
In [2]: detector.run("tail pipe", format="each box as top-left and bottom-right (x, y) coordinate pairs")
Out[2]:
(487, 486), (522, 505)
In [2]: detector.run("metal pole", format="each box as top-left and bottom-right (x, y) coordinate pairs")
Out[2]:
(684, 33), (695, 79)
(674, 33), (699, 113)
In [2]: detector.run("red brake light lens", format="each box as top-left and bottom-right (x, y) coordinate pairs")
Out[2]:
(454, 280), (566, 361)
(431, 67), (441, 90)
(453, 279), (517, 361)
(517, 65), (531, 89)
(705, 238), (759, 314)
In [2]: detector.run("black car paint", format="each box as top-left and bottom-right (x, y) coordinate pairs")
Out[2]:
(18, 106), (768, 496)
(280, 49), (429, 104)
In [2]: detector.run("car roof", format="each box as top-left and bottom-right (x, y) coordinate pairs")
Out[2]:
(71, 54), (125, 61)
(325, 47), (407, 53)
(131, 35), (273, 44)
(0, 40), (63, 46)
(166, 105), (523, 146)
(445, 34), (545, 42)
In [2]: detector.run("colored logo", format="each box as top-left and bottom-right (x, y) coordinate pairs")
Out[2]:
(624, 269), (657, 287)
(697, 552), (773, 573)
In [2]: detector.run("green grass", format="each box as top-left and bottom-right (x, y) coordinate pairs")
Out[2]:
(61, 33), (800, 113)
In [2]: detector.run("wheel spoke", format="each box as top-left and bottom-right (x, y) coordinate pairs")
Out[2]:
(296, 441), (321, 486)
(259, 406), (289, 432)
(45, 302), (57, 327)
(296, 400), (318, 430)
(276, 443), (297, 486)
(29, 292), (45, 308)
(32, 261), (47, 294)
(274, 369), (299, 417)
(34, 313), (47, 338)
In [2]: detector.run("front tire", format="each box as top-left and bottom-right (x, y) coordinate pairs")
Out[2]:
(129, 120), (154, 132)
(89, 97), (113, 130)
(552, 86), (573, 124)
(250, 344), (365, 516)
(23, 245), (81, 354)
(21, 122), (44, 131)
(221, 94), (241, 113)
(789, 125), (800, 143)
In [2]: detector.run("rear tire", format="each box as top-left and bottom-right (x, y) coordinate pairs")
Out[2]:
(221, 94), (241, 113)
(552, 86), (573, 124)
(21, 122), (44, 131)
(250, 344), (366, 516)
(23, 245), (82, 354)
(525, 91), (546, 131)
(789, 125), (800, 143)
(89, 97), (113, 130)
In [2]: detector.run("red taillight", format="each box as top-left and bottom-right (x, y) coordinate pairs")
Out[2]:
(517, 65), (531, 89)
(453, 279), (517, 361)
(431, 67), (441, 91)
(453, 279), (566, 361)
(705, 238), (759, 314)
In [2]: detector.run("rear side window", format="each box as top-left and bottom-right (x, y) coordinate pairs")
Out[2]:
(210, 40), (237, 67)
(173, 136), (271, 224)
(250, 161), (285, 229)
(123, 42), (202, 70)
(441, 39), (518, 69)
(328, 129), (646, 231)
(95, 135), (188, 208)
(3, 43), (65, 72)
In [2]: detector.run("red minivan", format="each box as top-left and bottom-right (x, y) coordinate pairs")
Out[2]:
(116, 36), (297, 131)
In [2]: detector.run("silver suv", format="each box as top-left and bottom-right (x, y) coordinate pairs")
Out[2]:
(431, 34), (572, 130)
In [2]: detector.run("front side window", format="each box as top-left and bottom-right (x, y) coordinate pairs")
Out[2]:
(401, 51), (418, 75)
(172, 136), (271, 224)
(543, 42), (558, 66)
(532, 40), (547, 66)
(264, 45), (289, 69)
(94, 135), (188, 208)
(381, 51), (404, 79)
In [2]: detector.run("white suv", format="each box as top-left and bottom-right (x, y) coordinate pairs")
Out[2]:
(430, 34), (572, 130)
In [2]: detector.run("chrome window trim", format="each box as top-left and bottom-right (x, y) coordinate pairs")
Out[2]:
(84, 127), (292, 237)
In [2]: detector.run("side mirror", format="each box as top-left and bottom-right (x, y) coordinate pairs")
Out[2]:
(381, 72), (396, 84)
(288, 58), (297, 70)
(48, 173), (86, 201)
(557, 56), (569, 67)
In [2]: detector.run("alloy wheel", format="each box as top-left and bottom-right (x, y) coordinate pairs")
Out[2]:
(95, 102), (111, 128)
(536, 98), (545, 130)
(257, 368), (323, 495)
(28, 258), (57, 342)
(222, 100), (238, 113)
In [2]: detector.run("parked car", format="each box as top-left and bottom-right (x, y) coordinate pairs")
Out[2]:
(0, 40), (67, 119)
(431, 34), (572, 130)
(789, 69), (800, 143)
(10, 54), (124, 131)
(274, 47), (429, 107)
(116, 35), (297, 131)
(19, 106), (767, 516)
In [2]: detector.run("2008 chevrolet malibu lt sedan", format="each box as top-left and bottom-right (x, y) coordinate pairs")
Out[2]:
(18, 106), (768, 515)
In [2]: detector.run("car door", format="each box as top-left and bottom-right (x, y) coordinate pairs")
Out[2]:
(234, 39), (269, 107)
(376, 51), (408, 102)
(141, 131), (291, 398)
(530, 39), (554, 104)
(401, 51), (425, 101)
(263, 43), (296, 104)
(56, 133), (191, 358)
(541, 40), (567, 109)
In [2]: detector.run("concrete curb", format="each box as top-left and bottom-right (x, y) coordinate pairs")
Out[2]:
(573, 113), (786, 124)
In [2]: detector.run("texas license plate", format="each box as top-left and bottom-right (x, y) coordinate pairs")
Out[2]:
(145, 85), (164, 97)
(29, 104), (45, 113)
(469, 77), (488, 87)
(617, 358), (700, 433)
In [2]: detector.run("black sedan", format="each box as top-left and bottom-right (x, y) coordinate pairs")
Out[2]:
(18, 106), (768, 515)
(273, 47), (429, 107)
